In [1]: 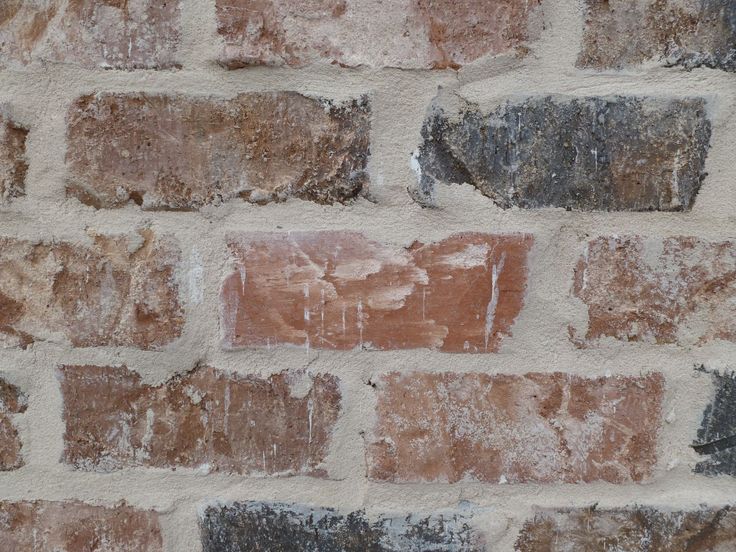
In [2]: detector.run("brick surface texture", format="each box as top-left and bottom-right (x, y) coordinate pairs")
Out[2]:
(1, 0), (735, 549)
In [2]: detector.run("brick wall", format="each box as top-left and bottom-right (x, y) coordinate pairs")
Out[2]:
(0, 1), (735, 550)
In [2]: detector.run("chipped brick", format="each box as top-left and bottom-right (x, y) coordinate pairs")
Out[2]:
(0, 0), (180, 69)
(516, 506), (736, 551)
(692, 366), (736, 477)
(414, 95), (711, 211)
(0, 112), (28, 204)
(367, 371), (664, 484)
(221, 232), (532, 353)
(0, 500), (162, 551)
(579, 0), (736, 72)
(572, 236), (736, 347)
(0, 229), (183, 349)
(59, 365), (341, 475)
(200, 502), (484, 551)
(65, 92), (371, 210)
(216, 0), (541, 69)
(0, 377), (26, 471)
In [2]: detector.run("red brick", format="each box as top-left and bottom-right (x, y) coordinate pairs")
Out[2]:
(572, 236), (736, 346)
(0, 377), (26, 471)
(0, 112), (28, 204)
(0, 0), (180, 69)
(0, 500), (162, 551)
(217, 0), (541, 69)
(0, 229), (183, 349)
(65, 92), (370, 210)
(516, 506), (736, 551)
(59, 365), (341, 475)
(221, 232), (532, 352)
(367, 371), (664, 484)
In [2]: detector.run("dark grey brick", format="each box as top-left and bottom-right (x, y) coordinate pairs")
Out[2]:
(693, 366), (736, 477)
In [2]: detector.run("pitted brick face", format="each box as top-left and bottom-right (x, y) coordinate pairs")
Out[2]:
(0, 113), (28, 204)
(66, 92), (371, 210)
(0, 0), (180, 69)
(0, 500), (162, 551)
(0, 230), (183, 349)
(0, 377), (26, 471)
(216, 0), (541, 69)
(579, 0), (736, 72)
(221, 232), (532, 352)
(200, 502), (484, 551)
(367, 371), (664, 484)
(59, 365), (341, 475)
(571, 237), (736, 347)
(414, 95), (711, 211)
(692, 367), (736, 477)
(516, 506), (736, 551)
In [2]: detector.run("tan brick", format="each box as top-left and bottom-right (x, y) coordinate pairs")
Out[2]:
(367, 371), (664, 484)
(516, 506), (736, 551)
(0, 500), (162, 551)
(0, 0), (180, 69)
(60, 365), (341, 475)
(579, 0), (736, 72)
(572, 236), (736, 347)
(0, 229), (183, 349)
(0, 112), (28, 204)
(221, 232), (532, 352)
(66, 92), (371, 210)
(217, 0), (541, 69)
(0, 377), (26, 471)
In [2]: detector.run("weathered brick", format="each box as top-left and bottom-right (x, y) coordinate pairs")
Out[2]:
(66, 92), (370, 210)
(0, 112), (27, 204)
(692, 366), (736, 477)
(572, 237), (736, 347)
(59, 365), (341, 475)
(217, 0), (541, 69)
(414, 95), (711, 211)
(200, 502), (484, 551)
(222, 232), (532, 352)
(579, 0), (736, 72)
(367, 371), (663, 484)
(0, 500), (162, 551)
(0, 229), (183, 349)
(0, 0), (180, 69)
(0, 377), (26, 471)
(516, 506), (736, 551)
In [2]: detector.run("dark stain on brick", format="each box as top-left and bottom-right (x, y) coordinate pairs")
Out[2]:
(0, 377), (26, 471)
(693, 366), (736, 476)
(0, 114), (28, 204)
(200, 502), (484, 551)
(516, 505), (736, 551)
(579, 0), (736, 73)
(414, 95), (711, 211)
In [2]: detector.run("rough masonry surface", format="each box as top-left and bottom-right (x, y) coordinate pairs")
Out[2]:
(0, 111), (27, 204)
(367, 371), (664, 484)
(66, 92), (371, 210)
(0, 376), (26, 471)
(59, 365), (341, 475)
(693, 366), (736, 477)
(222, 232), (532, 352)
(415, 95), (711, 211)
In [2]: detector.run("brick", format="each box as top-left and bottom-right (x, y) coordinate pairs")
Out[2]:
(414, 95), (711, 211)
(0, 0), (180, 69)
(0, 500), (162, 551)
(200, 502), (484, 551)
(692, 366), (736, 477)
(59, 365), (341, 475)
(579, 0), (736, 72)
(572, 237), (736, 346)
(0, 377), (26, 471)
(516, 506), (736, 551)
(222, 232), (532, 352)
(367, 371), (663, 484)
(0, 229), (183, 349)
(0, 112), (28, 204)
(66, 92), (370, 210)
(216, 0), (541, 69)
